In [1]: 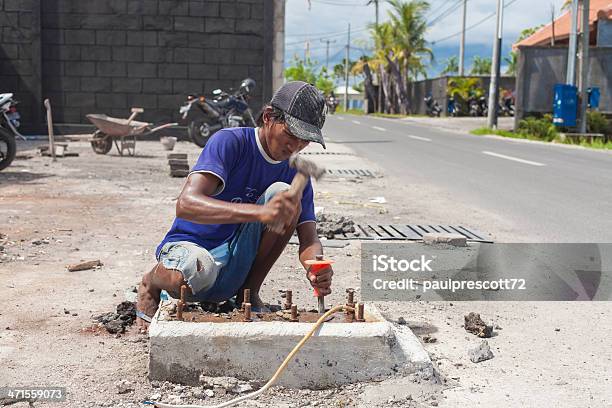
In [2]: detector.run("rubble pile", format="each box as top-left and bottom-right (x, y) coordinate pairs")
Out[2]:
(316, 213), (357, 239)
(95, 301), (137, 334)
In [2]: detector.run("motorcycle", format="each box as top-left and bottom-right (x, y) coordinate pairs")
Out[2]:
(0, 93), (22, 171)
(500, 95), (515, 116)
(468, 95), (488, 117)
(447, 96), (460, 117)
(180, 78), (257, 148)
(424, 95), (441, 117)
(326, 94), (339, 114)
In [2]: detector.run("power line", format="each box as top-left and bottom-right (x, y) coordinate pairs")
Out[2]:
(427, 0), (464, 27)
(430, 0), (518, 44)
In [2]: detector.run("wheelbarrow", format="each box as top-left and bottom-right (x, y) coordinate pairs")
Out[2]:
(86, 108), (176, 156)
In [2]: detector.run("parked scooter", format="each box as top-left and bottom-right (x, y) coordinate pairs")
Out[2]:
(326, 92), (339, 114)
(0, 93), (22, 171)
(447, 96), (460, 117)
(424, 95), (442, 117)
(180, 78), (257, 147)
(468, 95), (488, 117)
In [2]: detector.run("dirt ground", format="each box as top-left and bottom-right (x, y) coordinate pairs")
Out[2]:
(1, 137), (610, 408)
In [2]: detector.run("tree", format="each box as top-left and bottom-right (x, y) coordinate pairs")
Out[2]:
(284, 57), (333, 95)
(504, 51), (517, 75)
(470, 56), (492, 75)
(440, 56), (458, 76)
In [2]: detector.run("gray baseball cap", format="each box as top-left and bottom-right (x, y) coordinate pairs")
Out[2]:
(270, 81), (326, 148)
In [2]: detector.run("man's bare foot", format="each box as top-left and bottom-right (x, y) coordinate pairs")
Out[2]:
(238, 291), (270, 313)
(136, 275), (160, 333)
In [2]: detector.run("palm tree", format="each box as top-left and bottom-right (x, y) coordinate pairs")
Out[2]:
(441, 56), (459, 76)
(504, 51), (517, 76)
(470, 56), (492, 75)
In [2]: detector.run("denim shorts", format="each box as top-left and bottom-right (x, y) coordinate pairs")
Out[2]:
(157, 182), (289, 302)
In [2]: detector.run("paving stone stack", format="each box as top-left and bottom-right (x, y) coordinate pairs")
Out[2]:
(168, 153), (189, 177)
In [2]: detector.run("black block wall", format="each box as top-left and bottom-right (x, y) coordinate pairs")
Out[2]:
(0, 0), (275, 130)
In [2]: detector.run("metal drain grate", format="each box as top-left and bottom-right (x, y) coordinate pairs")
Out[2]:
(338, 224), (492, 243)
(302, 151), (355, 156)
(325, 169), (376, 177)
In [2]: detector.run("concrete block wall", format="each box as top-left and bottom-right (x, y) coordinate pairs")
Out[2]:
(0, 0), (283, 131)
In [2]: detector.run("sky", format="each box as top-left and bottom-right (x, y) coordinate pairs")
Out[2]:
(284, 0), (568, 78)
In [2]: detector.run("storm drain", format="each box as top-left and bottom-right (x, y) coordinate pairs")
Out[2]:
(302, 151), (356, 156)
(325, 169), (377, 177)
(340, 224), (492, 243)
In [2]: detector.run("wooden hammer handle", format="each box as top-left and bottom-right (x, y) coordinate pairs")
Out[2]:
(268, 172), (309, 234)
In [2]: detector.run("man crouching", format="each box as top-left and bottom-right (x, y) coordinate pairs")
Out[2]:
(137, 81), (332, 330)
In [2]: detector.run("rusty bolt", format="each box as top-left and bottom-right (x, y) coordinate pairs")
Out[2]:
(241, 288), (251, 311)
(356, 303), (365, 322)
(346, 289), (355, 306)
(284, 290), (293, 310)
(243, 302), (252, 322)
(290, 304), (298, 322)
(177, 284), (187, 321)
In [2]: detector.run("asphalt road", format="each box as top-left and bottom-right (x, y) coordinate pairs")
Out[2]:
(324, 114), (612, 242)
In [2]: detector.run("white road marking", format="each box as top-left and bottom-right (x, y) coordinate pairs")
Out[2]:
(482, 151), (546, 167)
(336, 116), (345, 120)
(352, 120), (361, 125)
(372, 126), (386, 132)
(408, 135), (431, 142)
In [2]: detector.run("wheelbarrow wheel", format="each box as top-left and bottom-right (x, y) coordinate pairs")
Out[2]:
(91, 130), (112, 154)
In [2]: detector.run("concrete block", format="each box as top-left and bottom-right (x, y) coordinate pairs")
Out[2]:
(65, 92), (95, 107)
(112, 46), (144, 62)
(203, 49), (232, 65)
(18, 11), (31, 28)
(174, 16), (205, 32)
(127, 31), (158, 47)
(80, 77), (112, 92)
(64, 29), (95, 45)
(143, 78), (173, 94)
(219, 3), (237, 18)
(95, 92), (127, 108)
(149, 302), (433, 389)
(187, 32), (219, 48)
(127, 0), (158, 15)
(65, 60), (95, 76)
(158, 32), (189, 47)
(159, 0), (188, 16)
(127, 62), (157, 78)
(96, 30), (126, 46)
(174, 47), (204, 63)
(143, 47), (173, 63)
(189, 1), (219, 17)
(43, 45), (80, 61)
(173, 79), (205, 94)
(422, 233), (467, 247)
(158, 63), (187, 79)
(4, 0), (31, 12)
(205, 17), (235, 33)
(127, 93), (158, 109)
(96, 61), (126, 77)
(81, 46), (111, 61)
(235, 19), (263, 35)
(112, 77), (142, 93)
(42, 29), (64, 45)
(188, 64), (217, 80)
(143, 16), (173, 31)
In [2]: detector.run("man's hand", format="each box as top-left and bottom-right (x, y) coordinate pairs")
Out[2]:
(307, 264), (333, 296)
(259, 191), (301, 234)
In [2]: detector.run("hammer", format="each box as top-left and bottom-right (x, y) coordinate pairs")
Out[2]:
(268, 153), (324, 234)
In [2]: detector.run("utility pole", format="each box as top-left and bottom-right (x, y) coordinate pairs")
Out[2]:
(459, 0), (467, 76)
(367, 0), (379, 26)
(344, 23), (351, 112)
(578, 0), (590, 133)
(320, 38), (336, 71)
(487, 0), (503, 129)
(550, 3), (556, 46)
(566, 0), (578, 85)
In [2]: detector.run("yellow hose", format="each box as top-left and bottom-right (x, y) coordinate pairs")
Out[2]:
(150, 304), (353, 408)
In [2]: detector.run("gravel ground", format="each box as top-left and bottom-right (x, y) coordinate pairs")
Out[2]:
(0, 138), (610, 407)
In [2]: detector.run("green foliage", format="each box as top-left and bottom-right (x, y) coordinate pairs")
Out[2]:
(518, 116), (558, 141)
(470, 56), (492, 75)
(284, 57), (333, 95)
(441, 56), (458, 76)
(447, 77), (482, 99)
(587, 111), (610, 135)
(516, 25), (543, 42)
(504, 51), (517, 76)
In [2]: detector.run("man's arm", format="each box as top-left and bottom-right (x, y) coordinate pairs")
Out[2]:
(177, 173), (299, 230)
(297, 221), (333, 296)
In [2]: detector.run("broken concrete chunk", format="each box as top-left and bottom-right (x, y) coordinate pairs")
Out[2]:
(464, 312), (493, 338)
(468, 340), (494, 363)
(67, 259), (103, 272)
(423, 233), (467, 247)
(115, 379), (133, 394)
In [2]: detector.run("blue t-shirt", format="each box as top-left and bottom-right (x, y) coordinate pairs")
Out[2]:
(157, 127), (316, 257)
